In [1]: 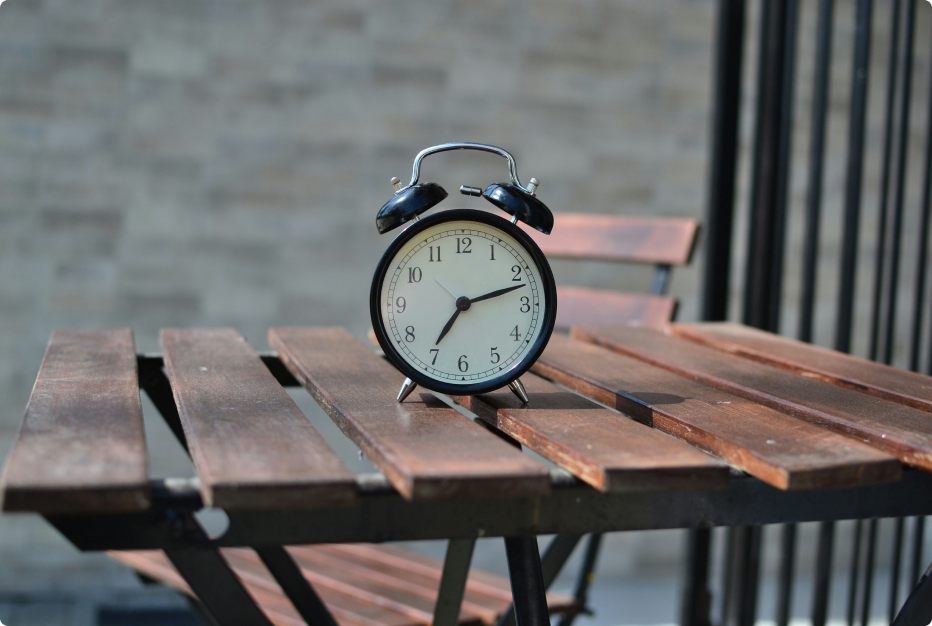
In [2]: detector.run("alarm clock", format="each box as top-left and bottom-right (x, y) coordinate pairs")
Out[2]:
(370, 143), (557, 404)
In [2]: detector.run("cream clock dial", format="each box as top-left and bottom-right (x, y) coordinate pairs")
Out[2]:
(371, 209), (557, 397)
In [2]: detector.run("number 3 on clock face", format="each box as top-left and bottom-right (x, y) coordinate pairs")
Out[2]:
(370, 209), (557, 396)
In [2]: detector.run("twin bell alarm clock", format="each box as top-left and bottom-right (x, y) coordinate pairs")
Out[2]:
(369, 143), (557, 404)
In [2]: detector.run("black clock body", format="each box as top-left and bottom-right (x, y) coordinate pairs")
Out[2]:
(370, 209), (557, 396)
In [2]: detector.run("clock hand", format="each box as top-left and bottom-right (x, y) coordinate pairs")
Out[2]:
(469, 283), (525, 304)
(435, 278), (458, 299)
(435, 295), (472, 345)
(435, 308), (461, 345)
(434, 285), (523, 346)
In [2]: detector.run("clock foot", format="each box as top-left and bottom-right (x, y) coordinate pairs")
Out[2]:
(397, 378), (417, 403)
(508, 379), (529, 404)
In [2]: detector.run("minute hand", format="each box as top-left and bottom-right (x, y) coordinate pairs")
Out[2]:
(470, 283), (525, 303)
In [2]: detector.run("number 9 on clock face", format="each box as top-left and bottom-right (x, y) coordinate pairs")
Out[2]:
(370, 209), (557, 396)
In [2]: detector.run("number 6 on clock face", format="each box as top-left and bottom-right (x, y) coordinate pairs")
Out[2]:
(370, 209), (557, 396)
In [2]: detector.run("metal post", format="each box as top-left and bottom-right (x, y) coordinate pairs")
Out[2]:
(701, 0), (746, 322)
(557, 533), (603, 626)
(497, 534), (582, 626)
(433, 538), (478, 626)
(811, 521), (836, 626)
(722, 526), (762, 626)
(504, 536), (550, 626)
(255, 546), (338, 626)
(742, 0), (797, 332)
(681, 528), (713, 626)
(775, 523), (797, 626)
(835, 0), (874, 354)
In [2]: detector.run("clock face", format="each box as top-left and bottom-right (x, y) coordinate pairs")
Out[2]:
(371, 209), (556, 394)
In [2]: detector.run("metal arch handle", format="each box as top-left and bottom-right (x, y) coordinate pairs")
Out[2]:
(396, 142), (530, 195)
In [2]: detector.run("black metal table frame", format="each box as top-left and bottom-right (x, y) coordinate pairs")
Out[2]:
(37, 353), (932, 626)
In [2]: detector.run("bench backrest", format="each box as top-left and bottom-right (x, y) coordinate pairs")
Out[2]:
(521, 214), (700, 328)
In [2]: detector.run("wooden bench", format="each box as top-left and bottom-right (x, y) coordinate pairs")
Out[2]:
(521, 214), (699, 329)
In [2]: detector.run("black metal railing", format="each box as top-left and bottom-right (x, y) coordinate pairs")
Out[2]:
(696, 1), (932, 626)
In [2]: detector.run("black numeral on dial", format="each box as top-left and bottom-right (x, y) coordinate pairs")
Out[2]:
(490, 347), (500, 363)
(458, 355), (469, 372)
(520, 296), (530, 313)
(511, 325), (520, 341)
(395, 297), (406, 313)
(490, 245), (496, 260)
(456, 237), (472, 254)
(405, 326), (415, 342)
(408, 267), (422, 283)
(429, 246), (441, 262)
(511, 265), (521, 281)
(429, 349), (439, 365)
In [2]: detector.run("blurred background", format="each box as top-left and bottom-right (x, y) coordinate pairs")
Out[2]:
(1, 0), (931, 624)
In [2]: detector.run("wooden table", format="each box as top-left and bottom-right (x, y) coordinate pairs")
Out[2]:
(4, 323), (932, 626)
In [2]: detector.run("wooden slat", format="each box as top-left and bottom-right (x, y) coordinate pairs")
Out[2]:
(533, 334), (901, 490)
(269, 327), (550, 500)
(297, 545), (575, 621)
(161, 328), (356, 510)
(1, 329), (149, 514)
(574, 324), (932, 473)
(555, 286), (675, 330)
(110, 550), (418, 626)
(671, 322), (932, 413)
(454, 374), (728, 492)
(522, 215), (699, 265)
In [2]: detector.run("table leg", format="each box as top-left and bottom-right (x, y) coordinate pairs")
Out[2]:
(255, 545), (338, 626)
(891, 558), (932, 626)
(504, 536), (550, 626)
(433, 538), (477, 626)
(165, 548), (274, 626)
(497, 534), (582, 626)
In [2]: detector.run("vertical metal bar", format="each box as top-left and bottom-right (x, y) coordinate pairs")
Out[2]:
(503, 536), (550, 626)
(835, 0), (875, 354)
(702, 0), (747, 322)
(869, 0), (904, 361)
(681, 529), (713, 626)
(433, 538), (478, 626)
(743, 0), (795, 332)
(812, 521), (836, 626)
(860, 519), (879, 626)
(496, 534), (583, 626)
(557, 533), (604, 626)
(254, 546), (338, 626)
(848, 520), (864, 626)
(799, 0), (836, 343)
(914, 21), (932, 374)
(910, 518), (926, 587)
(651, 265), (672, 296)
(775, 523), (797, 626)
(881, 0), (917, 366)
(890, 518), (907, 624)
(722, 526), (762, 626)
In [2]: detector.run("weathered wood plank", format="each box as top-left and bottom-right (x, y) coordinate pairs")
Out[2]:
(161, 328), (356, 510)
(574, 324), (932, 473)
(555, 286), (675, 330)
(269, 327), (550, 500)
(523, 215), (699, 266)
(454, 374), (729, 492)
(533, 334), (901, 490)
(671, 322), (932, 413)
(1, 329), (150, 513)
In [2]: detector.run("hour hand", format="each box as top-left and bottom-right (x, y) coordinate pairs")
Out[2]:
(435, 309), (461, 345)
(470, 283), (525, 304)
